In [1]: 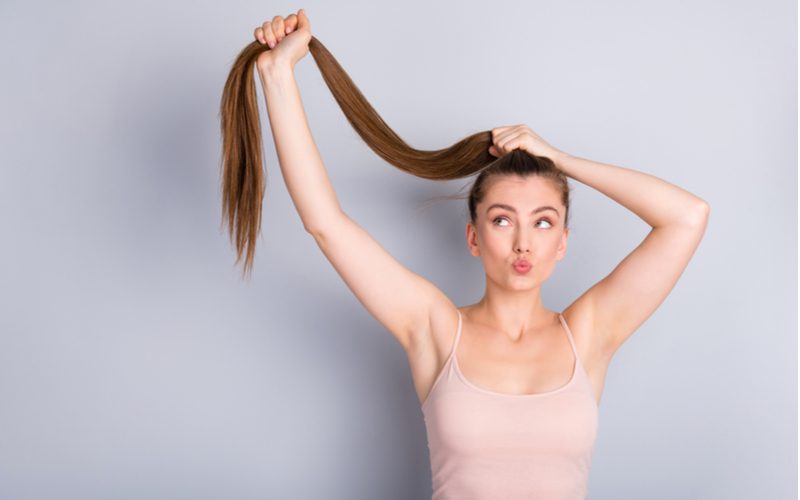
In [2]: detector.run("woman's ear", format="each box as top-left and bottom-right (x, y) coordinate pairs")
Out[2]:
(556, 227), (569, 261)
(467, 222), (481, 257)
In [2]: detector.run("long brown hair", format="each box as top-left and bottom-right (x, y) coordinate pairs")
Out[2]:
(219, 36), (571, 280)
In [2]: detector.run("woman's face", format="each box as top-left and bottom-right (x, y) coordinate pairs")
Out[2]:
(467, 174), (569, 290)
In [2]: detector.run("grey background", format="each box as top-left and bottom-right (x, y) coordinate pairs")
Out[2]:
(1, 0), (796, 499)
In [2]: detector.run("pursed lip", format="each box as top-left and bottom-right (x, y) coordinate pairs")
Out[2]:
(513, 259), (531, 268)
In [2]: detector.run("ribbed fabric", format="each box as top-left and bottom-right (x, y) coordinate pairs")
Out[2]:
(421, 310), (599, 500)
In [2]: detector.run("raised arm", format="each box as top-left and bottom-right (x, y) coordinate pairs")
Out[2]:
(256, 12), (452, 350)
(490, 124), (710, 359)
(555, 151), (709, 357)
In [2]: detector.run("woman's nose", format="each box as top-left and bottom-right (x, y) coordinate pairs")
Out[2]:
(514, 231), (532, 253)
(514, 239), (531, 253)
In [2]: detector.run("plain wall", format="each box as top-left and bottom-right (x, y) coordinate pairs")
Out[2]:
(0, 0), (796, 498)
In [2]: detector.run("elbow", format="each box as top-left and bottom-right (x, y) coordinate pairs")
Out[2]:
(686, 200), (710, 229)
(304, 209), (347, 240)
(305, 224), (326, 241)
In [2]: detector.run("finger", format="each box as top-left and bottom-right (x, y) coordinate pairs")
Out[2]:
(285, 14), (297, 33)
(498, 127), (521, 144)
(492, 131), (506, 147)
(499, 132), (521, 151)
(491, 126), (510, 143)
(272, 16), (285, 42)
(254, 26), (266, 44)
(508, 136), (526, 152)
(262, 21), (277, 48)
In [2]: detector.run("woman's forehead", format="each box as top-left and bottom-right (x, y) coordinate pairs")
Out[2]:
(484, 176), (561, 204)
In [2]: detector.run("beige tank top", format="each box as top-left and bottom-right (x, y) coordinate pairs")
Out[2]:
(421, 310), (599, 499)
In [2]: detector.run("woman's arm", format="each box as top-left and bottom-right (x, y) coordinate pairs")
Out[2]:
(257, 55), (453, 352)
(553, 151), (709, 227)
(489, 124), (709, 356)
(554, 151), (710, 356)
(489, 124), (709, 225)
(259, 63), (342, 232)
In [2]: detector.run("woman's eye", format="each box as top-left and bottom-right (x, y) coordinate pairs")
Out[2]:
(492, 217), (552, 229)
(492, 217), (509, 226)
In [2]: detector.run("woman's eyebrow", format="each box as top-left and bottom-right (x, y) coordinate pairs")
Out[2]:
(486, 203), (560, 216)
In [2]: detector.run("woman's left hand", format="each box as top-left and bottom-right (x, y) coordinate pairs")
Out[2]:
(488, 124), (566, 162)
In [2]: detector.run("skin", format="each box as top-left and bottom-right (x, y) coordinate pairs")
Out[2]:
(465, 174), (568, 342)
(254, 9), (310, 71)
(252, 10), (710, 404)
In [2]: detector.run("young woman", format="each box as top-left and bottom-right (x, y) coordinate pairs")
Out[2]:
(225, 9), (709, 499)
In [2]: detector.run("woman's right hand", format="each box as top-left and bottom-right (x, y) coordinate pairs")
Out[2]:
(254, 9), (312, 73)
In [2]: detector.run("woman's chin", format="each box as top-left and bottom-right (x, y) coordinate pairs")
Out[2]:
(506, 278), (537, 290)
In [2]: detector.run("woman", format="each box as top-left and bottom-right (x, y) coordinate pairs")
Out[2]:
(227, 9), (710, 499)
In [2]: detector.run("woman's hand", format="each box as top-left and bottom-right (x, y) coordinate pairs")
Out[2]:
(254, 9), (312, 73)
(488, 124), (566, 163)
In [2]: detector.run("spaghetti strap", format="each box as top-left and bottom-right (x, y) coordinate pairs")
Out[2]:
(558, 313), (580, 363)
(449, 310), (463, 360)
